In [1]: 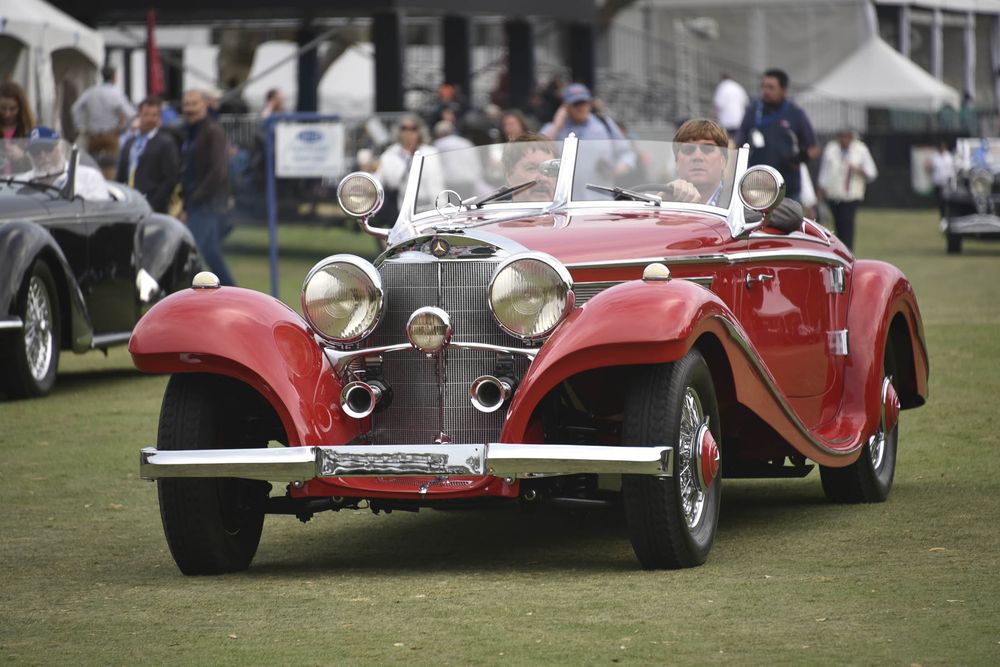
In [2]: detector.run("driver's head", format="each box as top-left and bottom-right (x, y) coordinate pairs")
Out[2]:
(502, 133), (558, 202)
(672, 119), (729, 200)
(26, 126), (65, 173)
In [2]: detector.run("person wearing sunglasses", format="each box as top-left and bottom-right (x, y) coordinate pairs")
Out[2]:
(665, 118), (731, 205)
(374, 114), (434, 223)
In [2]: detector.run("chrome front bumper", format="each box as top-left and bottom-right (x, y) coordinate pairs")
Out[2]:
(139, 443), (673, 482)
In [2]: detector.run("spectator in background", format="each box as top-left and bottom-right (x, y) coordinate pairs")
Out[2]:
(71, 65), (135, 179)
(541, 83), (635, 184)
(116, 97), (180, 214)
(374, 114), (433, 225)
(712, 73), (749, 141)
(425, 83), (467, 131)
(817, 129), (878, 251)
(180, 89), (235, 286)
(927, 141), (955, 218)
(260, 88), (285, 119)
(736, 68), (818, 201)
(0, 81), (35, 176)
(432, 120), (487, 198)
(499, 109), (531, 142)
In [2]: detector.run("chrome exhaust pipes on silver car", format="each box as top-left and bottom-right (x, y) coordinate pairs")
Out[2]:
(341, 380), (389, 419)
(470, 375), (515, 413)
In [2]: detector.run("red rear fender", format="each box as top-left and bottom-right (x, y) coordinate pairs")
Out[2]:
(129, 287), (360, 445)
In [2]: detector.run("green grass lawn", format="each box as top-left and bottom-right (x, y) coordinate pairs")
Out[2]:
(1, 211), (998, 665)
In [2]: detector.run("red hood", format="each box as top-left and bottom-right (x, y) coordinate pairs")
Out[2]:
(470, 210), (729, 265)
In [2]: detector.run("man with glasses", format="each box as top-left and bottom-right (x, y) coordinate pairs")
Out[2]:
(665, 119), (730, 205)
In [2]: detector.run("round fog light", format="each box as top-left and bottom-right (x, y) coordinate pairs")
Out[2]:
(407, 307), (452, 353)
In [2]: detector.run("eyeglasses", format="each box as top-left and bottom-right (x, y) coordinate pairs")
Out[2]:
(399, 125), (419, 132)
(678, 144), (720, 156)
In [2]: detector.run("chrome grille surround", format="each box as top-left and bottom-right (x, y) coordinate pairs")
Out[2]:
(367, 257), (531, 445)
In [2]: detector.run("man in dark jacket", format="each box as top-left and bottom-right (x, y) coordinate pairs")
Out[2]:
(180, 89), (235, 286)
(116, 96), (179, 214)
(736, 68), (818, 201)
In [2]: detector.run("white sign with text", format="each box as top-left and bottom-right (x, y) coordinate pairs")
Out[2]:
(274, 122), (345, 178)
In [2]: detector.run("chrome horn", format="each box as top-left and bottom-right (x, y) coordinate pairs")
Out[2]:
(470, 375), (514, 414)
(341, 380), (389, 419)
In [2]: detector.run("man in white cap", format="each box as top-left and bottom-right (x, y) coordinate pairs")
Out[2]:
(22, 126), (112, 201)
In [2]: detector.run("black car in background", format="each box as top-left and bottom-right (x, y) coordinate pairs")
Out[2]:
(0, 140), (200, 398)
(941, 138), (1000, 253)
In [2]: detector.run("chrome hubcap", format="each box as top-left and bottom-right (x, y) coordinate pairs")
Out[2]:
(24, 275), (53, 382)
(869, 376), (894, 470)
(678, 387), (707, 529)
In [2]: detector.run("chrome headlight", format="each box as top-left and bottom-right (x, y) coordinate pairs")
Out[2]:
(337, 172), (384, 218)
(489, 252), (574, 340)
(301, 255), (384, 343)
(738, 165), (785, 213)
(969, 168), (993, 199)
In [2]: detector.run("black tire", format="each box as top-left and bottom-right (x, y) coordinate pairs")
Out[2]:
(622, 350), (722, 569)
(819, 342), (899, 503)
(946, 232), (962, 254)
(156, 374), (271, 575)
(1, 259), (60, 398)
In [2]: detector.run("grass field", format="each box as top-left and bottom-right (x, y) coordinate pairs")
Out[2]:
(1, 211), (998, 665)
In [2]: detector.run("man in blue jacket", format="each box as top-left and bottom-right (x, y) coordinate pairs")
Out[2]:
(737, 69), (818, 201)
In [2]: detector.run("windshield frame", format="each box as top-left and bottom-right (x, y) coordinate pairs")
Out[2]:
(389, 135), (755, 243)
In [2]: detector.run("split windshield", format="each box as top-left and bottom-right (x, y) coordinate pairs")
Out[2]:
(412, 139), (738, 215)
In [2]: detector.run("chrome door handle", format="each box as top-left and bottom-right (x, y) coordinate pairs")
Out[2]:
(745, 273), (774, 289)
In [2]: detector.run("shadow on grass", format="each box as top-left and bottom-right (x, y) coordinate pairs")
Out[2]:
(244, 479), (834, 576)
(53, 367), (146, 393)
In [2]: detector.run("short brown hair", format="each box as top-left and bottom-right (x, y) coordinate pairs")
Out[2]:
(139, 96), (163, 111)
(672, 118), (729, 148)
(502, 132), (556, 174)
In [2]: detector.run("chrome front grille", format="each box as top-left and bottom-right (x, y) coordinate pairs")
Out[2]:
(368, 260), (529, 445)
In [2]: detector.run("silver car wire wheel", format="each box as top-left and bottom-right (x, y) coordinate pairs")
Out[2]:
(677, 387), (707, 529)
(24, 274), (54, 382)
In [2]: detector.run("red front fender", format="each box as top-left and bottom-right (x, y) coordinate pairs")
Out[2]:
(502, 279), (731, 441)
(129, 287), (360, 446)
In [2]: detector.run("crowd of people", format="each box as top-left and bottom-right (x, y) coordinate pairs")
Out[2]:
(3, 62), (963, 266)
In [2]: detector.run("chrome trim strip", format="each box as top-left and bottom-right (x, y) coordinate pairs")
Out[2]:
(323, 340), (538, 377)
(566, 254), (729, 270)
(714, 315), (860, 457)
(567, 248), (848, 271)
(91, 332), (132, 348)
(575, 276), (714, 297)
(0, 317), (24, 331)
(726, 248), (851, 269)
(139, 443), (673, 481)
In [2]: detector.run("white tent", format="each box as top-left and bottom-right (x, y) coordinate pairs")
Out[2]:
(803, 36), (961, 112)
(0, 0), (104, 129)
(319, 43), (374, 118)
(799, 36), (962, 131)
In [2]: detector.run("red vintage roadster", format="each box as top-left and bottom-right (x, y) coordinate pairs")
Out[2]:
(132, 136), (927, 574)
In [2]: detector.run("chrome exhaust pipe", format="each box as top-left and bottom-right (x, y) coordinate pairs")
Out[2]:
(470, 375), (514, 413)
(341, 380), (386, 419)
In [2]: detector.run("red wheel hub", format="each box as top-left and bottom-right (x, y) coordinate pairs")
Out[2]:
(699, 428), (720, 490)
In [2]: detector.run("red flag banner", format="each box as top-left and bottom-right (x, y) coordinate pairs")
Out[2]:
(146, 8), (165, 97)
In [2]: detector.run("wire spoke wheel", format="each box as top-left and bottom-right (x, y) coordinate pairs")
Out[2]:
(2, 260), (60, 398)
(24, 275), (54, 381)
(622, 349), (722, 569)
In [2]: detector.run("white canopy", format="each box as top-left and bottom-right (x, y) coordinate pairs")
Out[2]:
(0, 0), (104, 128)
(804, 37), (961, 112)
